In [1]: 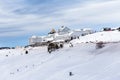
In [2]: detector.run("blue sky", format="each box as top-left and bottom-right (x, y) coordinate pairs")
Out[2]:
(0, 0), (120, 47)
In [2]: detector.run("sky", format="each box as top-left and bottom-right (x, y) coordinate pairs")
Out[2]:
(0, 0), (120, 47)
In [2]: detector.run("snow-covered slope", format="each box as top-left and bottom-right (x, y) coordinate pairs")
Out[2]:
(0, 43), (120, 80)
(0, 31), (120, 80)
(71, 31), (120, 44)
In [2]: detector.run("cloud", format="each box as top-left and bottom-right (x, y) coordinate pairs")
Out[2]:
(0, 0), (120, 37)
(53, 0), (120, 24)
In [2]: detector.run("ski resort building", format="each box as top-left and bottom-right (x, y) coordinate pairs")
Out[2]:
(29, 27), (93, 46)
(58, 26), (71, 35)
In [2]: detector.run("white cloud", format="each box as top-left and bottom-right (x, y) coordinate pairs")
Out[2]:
(54, 0), (120, 24)
(0, 0), (120, 37)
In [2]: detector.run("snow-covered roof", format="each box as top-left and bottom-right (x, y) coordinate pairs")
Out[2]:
(83, 28), (92, 31)
(52, 39), (65, 42)
(45, 37), (54, 41)
(58, 26), (71, 33)
(74, 29), (82, 31)
(31, 36), (37, 38)
(31, 35), (45, 39)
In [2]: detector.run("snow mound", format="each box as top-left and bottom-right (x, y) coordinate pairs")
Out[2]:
(71, 31), (120, 44)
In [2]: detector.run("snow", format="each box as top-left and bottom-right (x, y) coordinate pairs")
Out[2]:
(71, 31), (120, 44)
(1, 31), (120, 80)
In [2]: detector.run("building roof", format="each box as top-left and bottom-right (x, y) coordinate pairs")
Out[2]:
(58, 26), (71, 33)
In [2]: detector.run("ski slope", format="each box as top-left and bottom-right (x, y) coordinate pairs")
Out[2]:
(0, 31), (120, 80)
(71, 30), (120, 44)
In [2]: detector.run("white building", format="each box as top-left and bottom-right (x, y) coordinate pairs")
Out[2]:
(70, 28), (93, 38)
(58, 26), (71, 35)
(29, 27), (93, 46)
(81, 28), (93, 36)
(29, 36), (45, 45)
